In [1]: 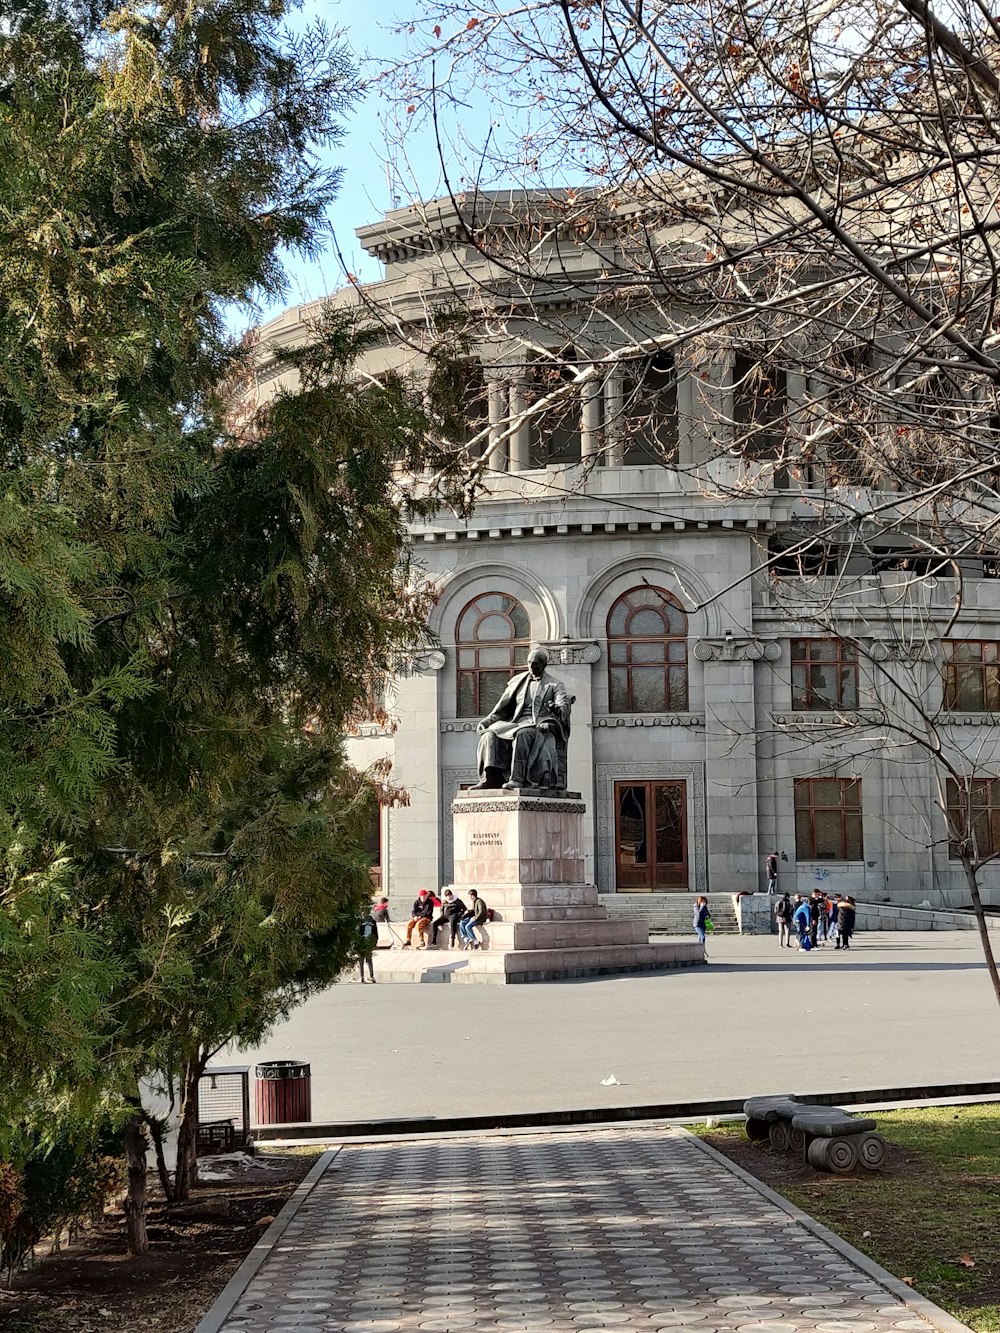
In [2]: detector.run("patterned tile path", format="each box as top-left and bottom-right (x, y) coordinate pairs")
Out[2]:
(210, 1128), (956, 1333)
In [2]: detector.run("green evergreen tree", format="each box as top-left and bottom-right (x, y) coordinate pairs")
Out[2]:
(0, 2), (454, 1252)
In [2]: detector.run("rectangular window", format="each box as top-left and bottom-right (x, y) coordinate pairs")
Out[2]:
(790, 639), (858, 711)
(734, 352), (786, 458)
(794, 778), (863, 860)
(946, 778), (1000, 860)
(944, 641), (1000, 712)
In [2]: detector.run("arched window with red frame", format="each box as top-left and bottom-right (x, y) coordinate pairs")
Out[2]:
(607, 586), (688, 712)
(456, 593), (531, 717)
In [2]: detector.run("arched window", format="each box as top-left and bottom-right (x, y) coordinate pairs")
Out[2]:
(607, 586), (688, 712)
(456, 593), (531, 717)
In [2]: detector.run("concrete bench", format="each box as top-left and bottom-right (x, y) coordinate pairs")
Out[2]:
(743, 1095), (885, 1172)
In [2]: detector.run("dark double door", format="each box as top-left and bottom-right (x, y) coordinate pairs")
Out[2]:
(614, 780), (688, 890)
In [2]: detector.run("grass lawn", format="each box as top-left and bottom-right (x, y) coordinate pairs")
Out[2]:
(701, 1104), (1000, 1332)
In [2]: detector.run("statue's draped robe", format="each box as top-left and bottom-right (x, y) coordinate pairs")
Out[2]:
(476, 669), (570, 788)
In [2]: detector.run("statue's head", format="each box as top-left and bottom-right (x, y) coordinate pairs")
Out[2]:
(527, 645), (549, 676)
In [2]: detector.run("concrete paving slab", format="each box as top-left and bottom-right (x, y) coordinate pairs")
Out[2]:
(195, 1126), (970, 1333)
(222, 932), (1000, 1127)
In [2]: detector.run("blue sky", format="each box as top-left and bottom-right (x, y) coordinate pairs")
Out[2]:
(260, 0), (450, 322)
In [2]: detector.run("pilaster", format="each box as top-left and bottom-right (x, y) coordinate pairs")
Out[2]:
(386, 649), (444, 892)
(694, 634), (780, 892)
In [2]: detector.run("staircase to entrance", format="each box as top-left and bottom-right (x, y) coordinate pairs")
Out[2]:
(603, 893), (740, 935)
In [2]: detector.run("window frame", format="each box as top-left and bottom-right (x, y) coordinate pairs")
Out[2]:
(943, 640), (1000, 712)
(607, 585), (688, 714)
(790, 638), (859, 711)
(455, 593), (531, 718)
(946, 777), (1000, 861)
(794, 778), (864, 861)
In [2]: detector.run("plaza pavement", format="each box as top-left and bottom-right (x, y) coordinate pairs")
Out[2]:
(224, 932), (1000, 1127)
(197, 1125), (969, 1333)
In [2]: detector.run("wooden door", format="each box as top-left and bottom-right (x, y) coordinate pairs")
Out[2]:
(614, 780), (688, 890)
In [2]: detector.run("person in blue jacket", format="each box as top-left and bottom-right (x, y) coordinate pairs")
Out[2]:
(792, 895), (813, 950)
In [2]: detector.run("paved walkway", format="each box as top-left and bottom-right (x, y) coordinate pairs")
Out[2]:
(207, 1128), (959, 1333)
(222, 933), (1000, 1123)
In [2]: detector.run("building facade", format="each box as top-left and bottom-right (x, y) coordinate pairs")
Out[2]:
(256, 196), (1000, 917)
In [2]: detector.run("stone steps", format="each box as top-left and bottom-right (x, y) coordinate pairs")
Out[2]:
(604, 893), (740, 935)
(373, 938), (704, 984)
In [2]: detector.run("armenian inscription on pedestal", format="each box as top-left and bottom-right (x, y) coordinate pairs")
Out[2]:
(453, 793), (586, 886)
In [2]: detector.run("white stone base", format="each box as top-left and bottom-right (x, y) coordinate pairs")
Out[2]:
(372, 937), (704, 984)
(374, 792), (707, 982)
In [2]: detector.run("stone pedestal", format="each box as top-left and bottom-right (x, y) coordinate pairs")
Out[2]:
(375, 792), (705, 984)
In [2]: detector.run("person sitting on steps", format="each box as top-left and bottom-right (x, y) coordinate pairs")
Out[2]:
(459, 890), (489, 949)
(430, 889), (466, 948)
(402, 889), (436, 949)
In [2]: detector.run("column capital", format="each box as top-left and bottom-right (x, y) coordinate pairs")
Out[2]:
(693, 635), (781, 663)
(539, 639), (602, 666)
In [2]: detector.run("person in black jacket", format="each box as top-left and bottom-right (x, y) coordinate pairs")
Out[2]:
(808, 892), (823, 948)
(836, 896), (856, 949)
(358, 911), (378, 983)
(775, 893), (793, 948)
(403, 889), (436, 948)
(430, 890), (466, 948)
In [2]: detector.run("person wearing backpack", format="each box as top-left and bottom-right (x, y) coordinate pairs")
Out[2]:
(774, 893), (793, 947)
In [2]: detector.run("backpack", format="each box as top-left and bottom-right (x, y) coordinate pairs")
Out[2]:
(486, 907), (495, 922)
(800, 934), (812, 951)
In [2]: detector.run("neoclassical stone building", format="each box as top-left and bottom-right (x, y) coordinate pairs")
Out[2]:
(256, 194), (1000, 917)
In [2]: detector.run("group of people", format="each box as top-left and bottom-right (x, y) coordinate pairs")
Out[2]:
(401, 888), (490, 950)
(356, 889), (491, 980)
(774, 890), (856, 951)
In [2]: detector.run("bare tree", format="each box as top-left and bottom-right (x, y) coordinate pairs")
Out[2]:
(329, 0), (1000, 994)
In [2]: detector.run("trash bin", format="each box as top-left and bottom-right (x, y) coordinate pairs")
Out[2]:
(255, 1060), (312, 1125)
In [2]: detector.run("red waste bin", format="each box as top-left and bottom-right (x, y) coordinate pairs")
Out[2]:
(255, 1060), (312, 1125)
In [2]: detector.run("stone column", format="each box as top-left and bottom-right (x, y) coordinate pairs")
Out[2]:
(604, 369), (625, 466)
(386, 648), (445, 893)
(693, 635), (780, 893)
(541, 640), (601, 883)
(484, 364), (509, 473)
(581, 375), (603, 463)
(509, 376), (531, 472)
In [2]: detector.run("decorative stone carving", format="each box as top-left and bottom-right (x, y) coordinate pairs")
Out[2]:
(539, 639), (602, 666)
(400, 647), (446, 675)
(693, 635), (781, 662)
(596, 714), (705, 728)
(454, 797), (586, 815)
(867, 639), (934, 663)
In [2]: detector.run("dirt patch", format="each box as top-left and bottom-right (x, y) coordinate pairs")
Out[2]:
(0, 1149), (318, 1333)
(702, 1117), (1000, 1332)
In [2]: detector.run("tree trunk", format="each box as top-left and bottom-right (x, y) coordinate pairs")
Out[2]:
(961, 855), (1000, 1010)
(148, 1115), (174, 1205)
(123, 1111), (149, 1257)
(173, 1052), (207, 1202)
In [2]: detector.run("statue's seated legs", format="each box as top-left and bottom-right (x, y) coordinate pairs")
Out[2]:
(475, 730), (511, 789)
(503, 728), (537, 789)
